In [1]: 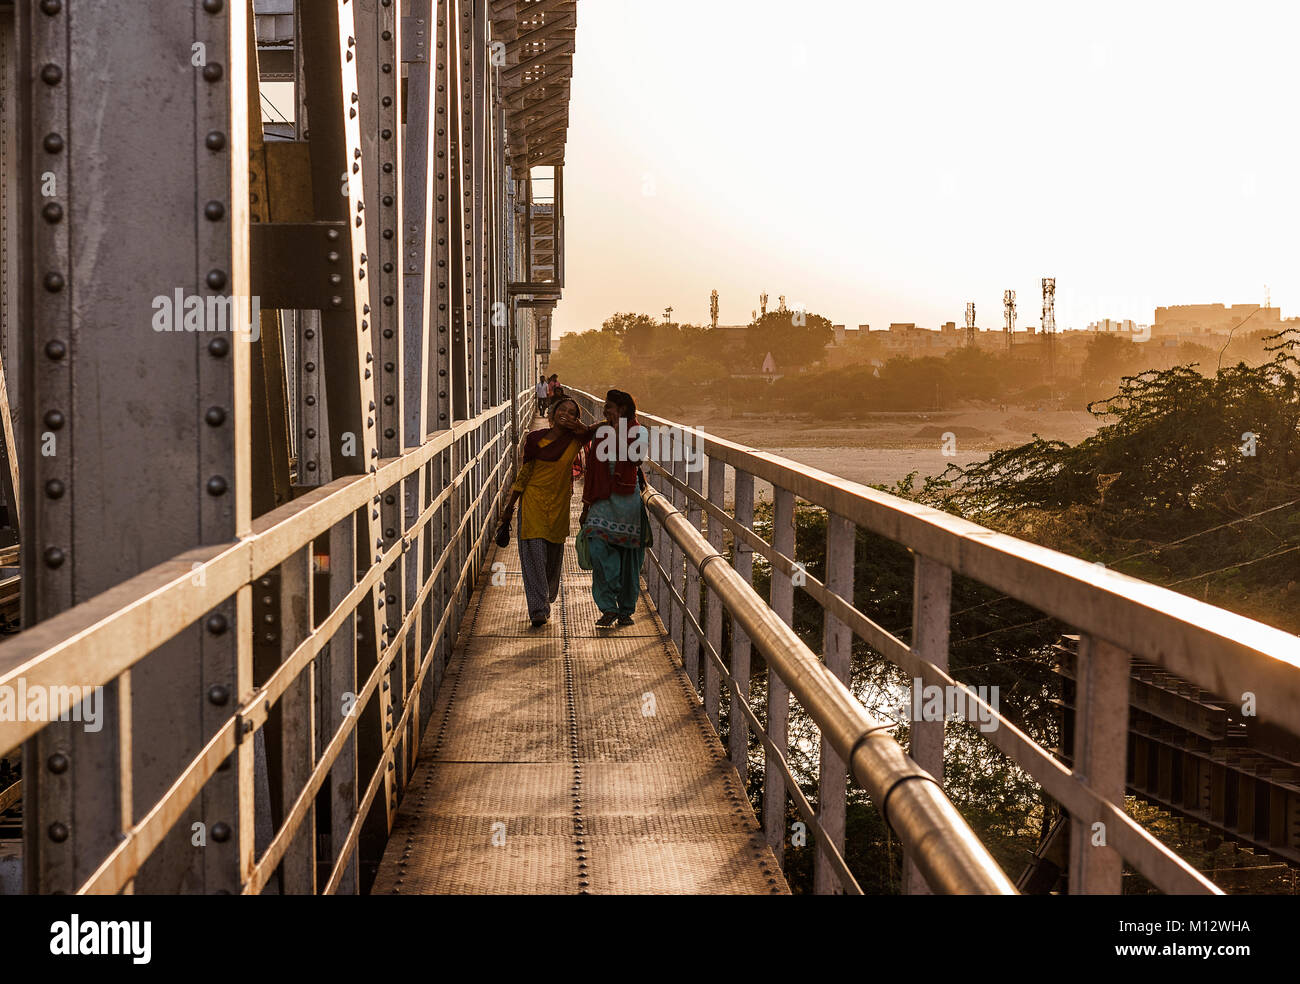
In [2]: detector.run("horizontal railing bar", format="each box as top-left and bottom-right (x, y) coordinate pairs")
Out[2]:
(0, 401), (516, 750)
(322, 474), (514, 895)
(247, 435), (514, 894)
(645, 452), (1217, 893)
(648, 460), (919, 669)
(573, 388), (1300, 738)
(641, 486), (1016, 895)
(17, 398), (522, 893)
(643, 545), (863, 894)
(80, 717), (240, 894)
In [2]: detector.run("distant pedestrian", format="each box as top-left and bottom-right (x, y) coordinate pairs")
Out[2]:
(545, 374), (558, 414)
(535, 374), (548, 413)
(579, 389), (649, 628)
(500, 397), (587, 626)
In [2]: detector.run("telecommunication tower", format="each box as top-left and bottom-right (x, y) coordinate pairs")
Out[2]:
(759, 292), (768, 317)
(965, 302), (976, 347)
(1003, 290), (1016, 353)
(1042, 277), (1056, 378)
(710, 290), (719, 330)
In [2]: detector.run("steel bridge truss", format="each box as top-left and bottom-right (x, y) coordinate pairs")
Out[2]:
(0, 0), (574, 893)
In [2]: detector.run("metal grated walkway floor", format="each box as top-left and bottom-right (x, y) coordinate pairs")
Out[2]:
(373, 473), (788, 894)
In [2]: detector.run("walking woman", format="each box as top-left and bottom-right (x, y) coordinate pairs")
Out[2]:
(501, 397), (586, 627)
(579, 390), (649, 628)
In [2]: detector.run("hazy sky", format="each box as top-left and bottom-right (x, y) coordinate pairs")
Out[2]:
(555, 0), (1300, 337)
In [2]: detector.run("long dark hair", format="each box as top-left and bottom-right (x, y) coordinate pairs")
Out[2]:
(605, 389), (637, 419)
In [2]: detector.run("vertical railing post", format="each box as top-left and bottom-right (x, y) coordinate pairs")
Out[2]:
(635, 411), (660, 612)
(279, 545), (317, 893)
(730, 469), (755, 783)
(684, 447), (704, 690)
(670, 438), (687, 654)
(903, 553), (951, 895)
(653, 454), (669, 621)
(704, 455), (725, 730)
(1069, 634), (1130, 894)
(326, 514), (359, 893)
(764, 486), (796, 865)
(815, 512), (855, 894)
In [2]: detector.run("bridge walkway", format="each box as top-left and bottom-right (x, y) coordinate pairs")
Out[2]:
(373, 493), (788, 895)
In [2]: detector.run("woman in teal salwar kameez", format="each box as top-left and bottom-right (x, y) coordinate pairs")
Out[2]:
(579, 390), (647, 628)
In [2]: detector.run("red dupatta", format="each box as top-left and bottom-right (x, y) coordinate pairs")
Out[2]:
(581, 417), (643, 505)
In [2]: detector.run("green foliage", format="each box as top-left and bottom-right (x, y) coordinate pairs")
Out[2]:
(548, 328), (630, 388)
(742, 310), (835, 370)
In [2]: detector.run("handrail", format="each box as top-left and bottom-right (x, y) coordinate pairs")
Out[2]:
(625, 406), (1300, 737)
(1, 391), (532, 893)
(570, 387), (1283, 894)
(642, 486), (1017, 895)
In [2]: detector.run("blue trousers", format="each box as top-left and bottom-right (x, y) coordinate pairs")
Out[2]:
(587, 535), (643, 617)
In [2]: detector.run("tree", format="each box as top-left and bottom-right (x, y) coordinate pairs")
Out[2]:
(742, 310), (834, 371)
(601, 312), (659, 360)
(549, 329), (631, 390)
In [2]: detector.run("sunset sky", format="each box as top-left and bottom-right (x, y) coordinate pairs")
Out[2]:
(555, 0), (1300, 337)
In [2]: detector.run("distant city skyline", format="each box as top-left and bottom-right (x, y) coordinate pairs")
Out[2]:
(555, 0), (1300, 339)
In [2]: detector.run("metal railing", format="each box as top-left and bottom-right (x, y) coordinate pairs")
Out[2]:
(573, 388), (1300, 895)
(0, 392), (532, 894)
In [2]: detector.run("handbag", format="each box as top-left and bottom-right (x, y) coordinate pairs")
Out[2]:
(575, 526), (593, 570)
(495, 512), (511, 548)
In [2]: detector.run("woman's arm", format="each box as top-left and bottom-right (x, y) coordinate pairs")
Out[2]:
(503, 461), (534, 521)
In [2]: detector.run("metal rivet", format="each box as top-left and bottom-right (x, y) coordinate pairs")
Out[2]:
(44, 546), (65, 568)
(43, 271), (65, 292)
(42, 202), (63, 223)
(43, 409), (65, 429)
(205, 406), (226, 426)
(41, 64), (63, 85)
(206, 613), (228, 635)
(47, 752), (69, 773)
(43, 132), (64, 153)
(204, 201), (225, 221)
(48, 822), (69, 843)
(208, 336), (230, 357)
(206, 269), (227, 290)
(207, 684), (230, 706)
(202, 0), (223, 11)
(44, 339), (66, 359)
(211, 822), (231, 843)
(205, 131), (227, 151)
(40, 0), (62, 13)
(202, 63), (223, 82)
(44, 478), (65, 499)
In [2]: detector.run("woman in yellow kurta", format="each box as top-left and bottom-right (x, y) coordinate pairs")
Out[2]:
(502, 397), (585, 626)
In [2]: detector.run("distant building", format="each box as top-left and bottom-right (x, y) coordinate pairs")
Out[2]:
(761, 351), (777, 375)
(1087, 318), (1141, 334)
(1152, 303), (1300, 339)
